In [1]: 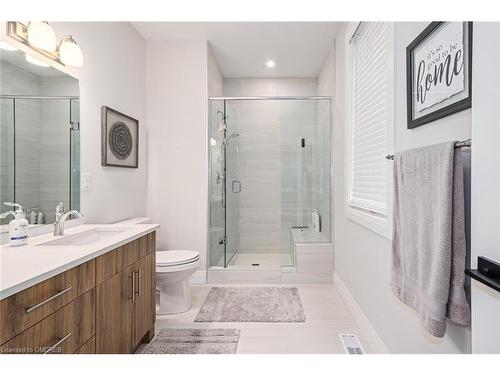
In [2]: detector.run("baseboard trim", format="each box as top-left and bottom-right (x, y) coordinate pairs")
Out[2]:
(190, 270), (207, 284)
(334, 272), (389, 354)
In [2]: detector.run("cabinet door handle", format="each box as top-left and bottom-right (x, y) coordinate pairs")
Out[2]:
(135, 269), (141, 297)
(25, 287), (72, 313)
(129, 272), (137, 303)
(43, 332), (72, 354)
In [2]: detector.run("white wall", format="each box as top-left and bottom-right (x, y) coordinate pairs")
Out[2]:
(470, 22), (500, 354)
(208, 45), (223, 97)
(146, 40), (209, 275)
(332, 22), (472, 353)
(51, 22), (148, 223)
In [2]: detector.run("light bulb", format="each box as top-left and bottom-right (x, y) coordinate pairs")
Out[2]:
(58, 36), (83, 67)
(25, 54), (49, 67)
(27, 21), (57, 51)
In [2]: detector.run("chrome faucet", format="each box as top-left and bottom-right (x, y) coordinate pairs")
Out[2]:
(53, 203), (83, 236)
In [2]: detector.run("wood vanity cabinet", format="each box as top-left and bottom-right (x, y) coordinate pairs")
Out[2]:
(0, 231), (156, 354)
(95, 253), (155, 353)
(95, 234), (156, 353)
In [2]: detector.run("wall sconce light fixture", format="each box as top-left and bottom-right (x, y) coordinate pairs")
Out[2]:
(7, 21), (84, 68)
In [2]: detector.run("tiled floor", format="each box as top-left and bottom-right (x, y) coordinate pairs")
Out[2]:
(139, 284), (374, 354)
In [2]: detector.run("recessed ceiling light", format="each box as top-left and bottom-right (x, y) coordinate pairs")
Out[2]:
(265, 60), (276, 68)
(0, 41), (17, 51)
(25, 54), (50, 67)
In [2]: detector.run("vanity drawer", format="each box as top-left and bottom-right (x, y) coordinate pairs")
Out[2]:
(75, 336), (96, 354)
(0, 260), (95, 345)
(138, 231), (155, 258)
(95, 232), (155, 284)
(0, 289), (95, 354)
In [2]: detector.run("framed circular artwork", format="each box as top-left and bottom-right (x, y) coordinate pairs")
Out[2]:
(101, 106), (139, 168)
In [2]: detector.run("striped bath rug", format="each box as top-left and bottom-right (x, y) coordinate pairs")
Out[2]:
(141, 328), (240, 354)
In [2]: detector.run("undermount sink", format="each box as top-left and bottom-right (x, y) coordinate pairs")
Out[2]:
(37, 227), (129, 246)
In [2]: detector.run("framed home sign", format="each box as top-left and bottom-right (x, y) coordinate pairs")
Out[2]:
(101, 106), (139, 168)
(406, 22), (473, 129)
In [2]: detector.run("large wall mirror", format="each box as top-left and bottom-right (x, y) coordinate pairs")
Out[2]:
(0, 46), (80, 231)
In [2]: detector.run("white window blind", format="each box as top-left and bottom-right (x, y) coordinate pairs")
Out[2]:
(349, 22), (389, 216)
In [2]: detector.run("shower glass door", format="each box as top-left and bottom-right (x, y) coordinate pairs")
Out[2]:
(209, 98), (331, 269)
(209, 100), (225, 267)
(224, 104), (240, 266)
(209, 99), (240, 267)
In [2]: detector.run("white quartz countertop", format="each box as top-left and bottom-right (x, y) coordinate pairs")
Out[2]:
(0, 223), (159, 300)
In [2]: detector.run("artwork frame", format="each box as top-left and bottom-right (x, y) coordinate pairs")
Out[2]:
(101, 106), (139, 168)
(406, 22), (473, 129)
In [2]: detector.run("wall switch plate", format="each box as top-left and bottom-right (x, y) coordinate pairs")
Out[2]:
(81, 173), (91, 191)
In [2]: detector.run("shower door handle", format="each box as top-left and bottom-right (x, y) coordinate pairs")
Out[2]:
(232, 180), (241, 193)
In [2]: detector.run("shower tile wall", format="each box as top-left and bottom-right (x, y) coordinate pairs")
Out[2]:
(280, 100), (320, 254)
(39, 77), (78, 223)
(39, 99), (70, 223)
(224, 78), (317, 98)
(15, 98), (42, 211)
(313, 101), (331, 238)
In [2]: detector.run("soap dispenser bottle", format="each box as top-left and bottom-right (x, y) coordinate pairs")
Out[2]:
(1, 202), (29, 246)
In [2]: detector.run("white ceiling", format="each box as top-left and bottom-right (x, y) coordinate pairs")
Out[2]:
(132, 22), (345, 78)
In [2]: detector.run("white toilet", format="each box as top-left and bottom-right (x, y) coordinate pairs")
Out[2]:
(155, 250), (200, 315)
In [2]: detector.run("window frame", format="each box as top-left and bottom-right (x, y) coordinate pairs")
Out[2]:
(344, 22), (395, 239)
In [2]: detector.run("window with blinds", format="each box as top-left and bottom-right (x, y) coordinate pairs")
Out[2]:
(348, 22), (390, 216)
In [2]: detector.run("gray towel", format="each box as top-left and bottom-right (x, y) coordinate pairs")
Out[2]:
(391, 142), (470, 338)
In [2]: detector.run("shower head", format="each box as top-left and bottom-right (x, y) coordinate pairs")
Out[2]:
(217, 110), (227, 131)
(217, 118), (226, 132)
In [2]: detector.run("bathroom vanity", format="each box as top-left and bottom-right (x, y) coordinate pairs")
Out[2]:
(0, 225), (158, 354)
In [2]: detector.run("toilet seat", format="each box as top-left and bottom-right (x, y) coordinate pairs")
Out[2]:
(155, 250), (200, 314)
(156, 250), (199, 267)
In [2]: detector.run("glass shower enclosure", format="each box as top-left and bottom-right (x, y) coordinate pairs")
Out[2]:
(209, 97), (331, 269)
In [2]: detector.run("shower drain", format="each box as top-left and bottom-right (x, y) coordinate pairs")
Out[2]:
(251, 263), (260, 266)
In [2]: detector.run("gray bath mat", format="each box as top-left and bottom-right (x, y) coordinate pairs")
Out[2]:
(195, 287), (305, 322)
(142, 329), (240, 354)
